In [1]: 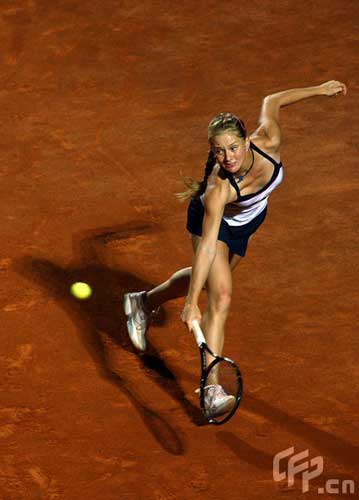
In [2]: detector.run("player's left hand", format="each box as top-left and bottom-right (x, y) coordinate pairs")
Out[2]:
(320, 80), (347, 97)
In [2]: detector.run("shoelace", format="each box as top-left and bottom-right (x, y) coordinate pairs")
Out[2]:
(133, 297), (148, 330)
(196, 384), (226, 396)
(135, 315), (146, 330)
(214, 386), (227, 398)
(206, 385), (229, 408)
(134, 296), (159, 331)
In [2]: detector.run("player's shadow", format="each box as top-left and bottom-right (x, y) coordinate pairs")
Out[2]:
(216, 429), (357, 492)
(241, 393), (359, 471)
(214, 392), (359, 482)
(16, 222), (206, 455)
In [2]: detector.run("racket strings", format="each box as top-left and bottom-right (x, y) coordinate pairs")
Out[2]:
(218, 361), (239, 397)
(207, 360), (238, 397)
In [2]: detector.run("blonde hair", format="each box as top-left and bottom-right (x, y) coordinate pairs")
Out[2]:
(174, 112), (247, 202)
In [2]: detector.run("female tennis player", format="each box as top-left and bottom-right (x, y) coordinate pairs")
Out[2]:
(124, 80), (347, 415)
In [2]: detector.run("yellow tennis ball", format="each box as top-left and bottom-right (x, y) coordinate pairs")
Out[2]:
(70, 282), (92, 300)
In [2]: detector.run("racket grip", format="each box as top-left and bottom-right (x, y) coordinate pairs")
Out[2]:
(191, 319), (206, 347)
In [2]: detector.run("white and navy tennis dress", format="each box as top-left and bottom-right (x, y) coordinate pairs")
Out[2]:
(186, 141), (283, 256)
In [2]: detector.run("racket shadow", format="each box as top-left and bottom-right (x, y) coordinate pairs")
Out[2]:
(138, 352), (206, 426)
(105, 371), (185, 455)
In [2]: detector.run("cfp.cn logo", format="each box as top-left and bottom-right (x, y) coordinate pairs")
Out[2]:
(273, 447), (355, 495)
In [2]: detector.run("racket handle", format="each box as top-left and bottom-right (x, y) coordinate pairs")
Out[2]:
(191, 319), (206, 347)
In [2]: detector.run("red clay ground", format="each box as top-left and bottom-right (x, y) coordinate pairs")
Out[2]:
(1, 1), (358, 499)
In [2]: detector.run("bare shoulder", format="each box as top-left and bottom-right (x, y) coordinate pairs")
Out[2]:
(249, 132), (281, 164)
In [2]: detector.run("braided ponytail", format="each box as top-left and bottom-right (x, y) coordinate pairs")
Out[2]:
(174, 150), (216, 202)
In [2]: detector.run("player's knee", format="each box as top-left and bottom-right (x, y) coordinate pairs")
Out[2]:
(208, 290), (232, 314)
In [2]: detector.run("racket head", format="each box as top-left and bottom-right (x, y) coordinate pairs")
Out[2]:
(199, 353), (243, 425)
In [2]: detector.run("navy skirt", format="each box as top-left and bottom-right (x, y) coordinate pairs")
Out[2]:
(186, 196), (267, 257)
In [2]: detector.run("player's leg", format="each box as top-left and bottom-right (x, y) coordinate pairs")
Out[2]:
(199, 240), (233, 382)
(198, 239), (239, 417)
(125, 234), (235, 352)
(144, 234), (241, 312)
(201, 234), (254, 363)
(144, 266), (194, 312)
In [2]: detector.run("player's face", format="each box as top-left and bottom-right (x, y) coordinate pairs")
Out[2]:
(211, 133), (250, 173)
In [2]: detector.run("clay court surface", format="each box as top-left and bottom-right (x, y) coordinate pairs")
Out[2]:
(1, 1), (358, 498)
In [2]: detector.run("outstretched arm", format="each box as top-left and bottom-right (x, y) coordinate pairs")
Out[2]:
(254, 80), (347, 150)
(266, 80), (347, 107)
(181, 182), (229, 331)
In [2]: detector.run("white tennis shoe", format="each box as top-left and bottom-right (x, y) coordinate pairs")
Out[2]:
(203, 384), (236, 418)
(123, 291), (159, 352)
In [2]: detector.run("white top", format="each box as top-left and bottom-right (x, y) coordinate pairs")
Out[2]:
(199, 141), (284, 226)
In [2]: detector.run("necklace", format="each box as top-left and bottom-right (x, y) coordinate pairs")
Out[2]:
(234, 147), (254, 183)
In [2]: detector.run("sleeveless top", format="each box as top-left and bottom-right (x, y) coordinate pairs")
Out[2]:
(199, 141), (283, 226)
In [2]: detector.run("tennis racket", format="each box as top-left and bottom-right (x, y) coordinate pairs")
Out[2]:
(191, 319), (243, 425)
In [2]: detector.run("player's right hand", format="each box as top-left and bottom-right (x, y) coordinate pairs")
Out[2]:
(181, 302), (202, 332)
